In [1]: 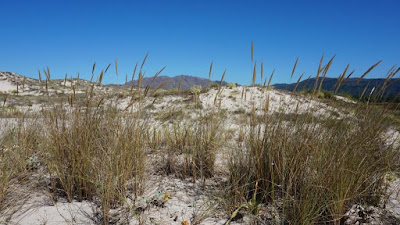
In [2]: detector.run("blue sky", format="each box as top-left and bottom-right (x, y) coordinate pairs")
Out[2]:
(0, 0), (399, 85)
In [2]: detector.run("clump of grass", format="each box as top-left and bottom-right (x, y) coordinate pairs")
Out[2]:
(151, 88), (181, 97)
(226, 101), (398, 224)
(161, 113), (223, 182)
(207, 82), (219, 89)
(300, 89), (335, 99)
(190, 85), (202, 108)
(0, 144), (24, 215)
(0, 106), (23, 118)
(227, 83), (237, 89)
(41, 102), (147, 223)
(39, 61), (150, 224)
(161, 123), (190, 175)
(233, 108), (246, 115)
(223, 42), (400, 224)
(189, 114), (222, 181)
(318, 90), (335, 99)
(156, 107), (184, 122)
(0, 119), (42, 214)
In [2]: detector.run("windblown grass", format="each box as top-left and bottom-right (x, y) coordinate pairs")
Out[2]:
(0, 118), (42, 215)
(226, 104), (397, 224)
(160, 112), (223, 183)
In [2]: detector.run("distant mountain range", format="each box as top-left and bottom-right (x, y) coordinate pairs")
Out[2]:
(124, 75), (229, 90)
(273, 77), (400, 99)
(3, 70), (399, 100)
(125, 74), (400, 99)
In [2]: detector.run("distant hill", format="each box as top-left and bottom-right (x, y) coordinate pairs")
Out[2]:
(125, 75), (229, 90)
(273, 77), (400, 99)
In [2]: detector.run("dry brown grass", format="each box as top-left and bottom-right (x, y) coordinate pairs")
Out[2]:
(225, 105), (397, 224)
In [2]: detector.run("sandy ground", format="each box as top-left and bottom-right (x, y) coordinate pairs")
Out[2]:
(6, 174), (400, 224)
(8, 197), (95, 225)
(0, 79), (18, 92)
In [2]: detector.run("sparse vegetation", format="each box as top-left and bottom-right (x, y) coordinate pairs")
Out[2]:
(0, 52), (399, 224)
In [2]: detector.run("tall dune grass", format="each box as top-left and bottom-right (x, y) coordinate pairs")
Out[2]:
(225, 90), (398, 224)
(41, 102), (147, 223)
(0, 119), (42, 215)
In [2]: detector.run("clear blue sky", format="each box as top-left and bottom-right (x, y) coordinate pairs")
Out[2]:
(1, 0), (399, 85)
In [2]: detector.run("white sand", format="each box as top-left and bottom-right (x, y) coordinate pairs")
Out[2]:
(9, 196), (95, 225)
(0, 79), (18, 92)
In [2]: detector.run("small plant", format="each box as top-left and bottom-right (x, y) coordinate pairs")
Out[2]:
(26, 155), (40, 170)
(227, 83), (237, 89)
(208, 82), (219, 89)
(233, 108), (246, 114)
(318, 90), (334, 99)
(156, 107), (184, 122)
(190, 85), (202, 95)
